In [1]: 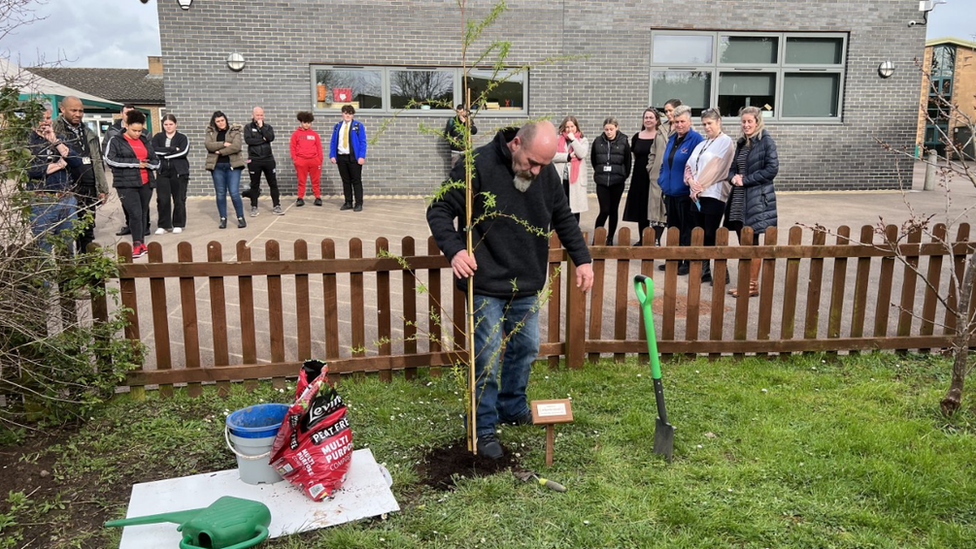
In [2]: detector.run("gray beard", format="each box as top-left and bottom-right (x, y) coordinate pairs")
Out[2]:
(513, 173), (533, 192)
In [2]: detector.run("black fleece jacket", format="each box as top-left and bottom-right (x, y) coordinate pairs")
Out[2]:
(427, 129), (592, 298)
(244, 121), (275, 161)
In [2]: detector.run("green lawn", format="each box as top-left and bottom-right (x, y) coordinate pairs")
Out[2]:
(3, 353), (976, 549)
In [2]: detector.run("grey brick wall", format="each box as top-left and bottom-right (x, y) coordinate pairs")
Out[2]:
(158, 0), (924, 196)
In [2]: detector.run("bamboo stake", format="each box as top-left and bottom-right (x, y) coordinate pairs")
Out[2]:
(460, 1), (478, 455)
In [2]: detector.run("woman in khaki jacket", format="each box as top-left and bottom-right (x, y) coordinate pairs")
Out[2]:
(642, 109), (668, 246)
(204, 111), (247, 229)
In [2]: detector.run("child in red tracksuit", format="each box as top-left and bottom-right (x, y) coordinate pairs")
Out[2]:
(290, 111), (324, 206)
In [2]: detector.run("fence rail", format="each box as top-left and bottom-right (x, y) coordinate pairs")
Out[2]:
(97, 223), (975, 396)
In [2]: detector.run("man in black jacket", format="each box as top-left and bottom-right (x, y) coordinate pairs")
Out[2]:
(244, 106), (282, 216)
(427, 121), (594, 459)
(445, 104), (477, 169)
(54, 96), (108, 253)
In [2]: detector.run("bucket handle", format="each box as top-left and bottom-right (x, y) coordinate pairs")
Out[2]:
(224, 427), (274, 461)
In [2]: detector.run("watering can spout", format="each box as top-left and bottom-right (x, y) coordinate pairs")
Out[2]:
(104, 509), (201, 528)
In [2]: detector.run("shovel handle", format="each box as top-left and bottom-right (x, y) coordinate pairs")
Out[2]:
(539, 477), (567, 492)
(633, 275), (663, 381)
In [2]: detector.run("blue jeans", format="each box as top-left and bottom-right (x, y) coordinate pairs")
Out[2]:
(472, 294), (540, 436)
(211, 164), (244, 219)
(30, 194), (78, 253)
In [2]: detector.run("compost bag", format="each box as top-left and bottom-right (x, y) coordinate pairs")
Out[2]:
(269, 359), (353, 501)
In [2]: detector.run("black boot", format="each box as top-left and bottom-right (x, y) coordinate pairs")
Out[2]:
(653, 225), (665, 247)
(701, 260), (712, 284)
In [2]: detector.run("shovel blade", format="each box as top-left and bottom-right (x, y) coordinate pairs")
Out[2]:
(653, 418), (675, 462)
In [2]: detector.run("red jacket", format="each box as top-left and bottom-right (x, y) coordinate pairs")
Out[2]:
(290, 127), (323, 163)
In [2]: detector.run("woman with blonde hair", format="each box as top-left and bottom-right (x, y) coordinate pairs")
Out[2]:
(725, 106), (779, 297)
(551, 115), (589, 222)
(684, 108), (734, 284)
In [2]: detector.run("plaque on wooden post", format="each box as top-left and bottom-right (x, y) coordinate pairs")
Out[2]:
(531, 399), (573, 466)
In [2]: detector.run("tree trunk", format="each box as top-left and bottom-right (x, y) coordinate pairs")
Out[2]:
(941, 252), (976, 416)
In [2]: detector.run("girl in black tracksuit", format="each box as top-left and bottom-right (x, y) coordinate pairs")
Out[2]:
(590, 117), (631, 245)
(151, 114), (190, 232)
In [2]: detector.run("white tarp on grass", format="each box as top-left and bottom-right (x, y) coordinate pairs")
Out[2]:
(116, 448), (398, 549)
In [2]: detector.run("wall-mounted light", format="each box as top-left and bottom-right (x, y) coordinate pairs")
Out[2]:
(227, 52), (246, 72)
(878, 60), (895, 79)
(177, 0), (192, 9)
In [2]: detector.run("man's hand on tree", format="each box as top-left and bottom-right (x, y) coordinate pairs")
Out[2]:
(451, 250), (477, 279)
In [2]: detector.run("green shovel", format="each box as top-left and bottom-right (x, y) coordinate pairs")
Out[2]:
(634, 275), (675, 462)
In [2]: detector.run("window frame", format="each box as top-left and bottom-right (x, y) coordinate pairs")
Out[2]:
(309, 65), (528, 116)
(649, 30), (848, 124)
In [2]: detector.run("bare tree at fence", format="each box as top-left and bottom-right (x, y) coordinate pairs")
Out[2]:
(872, 45), (976, 416)
(0, 4), (141, 431)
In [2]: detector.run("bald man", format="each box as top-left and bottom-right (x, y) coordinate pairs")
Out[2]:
(244, 106), (282, 216)
(427, 121), (594, 459)
(54, 96), (108, 253)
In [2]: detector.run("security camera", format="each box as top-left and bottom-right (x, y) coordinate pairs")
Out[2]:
(908, 20), (918, 27)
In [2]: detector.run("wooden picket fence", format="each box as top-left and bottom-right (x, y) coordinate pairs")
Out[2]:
(92, 223), (974, 396)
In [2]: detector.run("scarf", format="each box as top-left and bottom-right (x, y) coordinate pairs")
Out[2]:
(557, 132), (582, 184)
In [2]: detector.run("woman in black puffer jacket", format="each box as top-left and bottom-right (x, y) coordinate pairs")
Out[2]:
(725, 106), (779, 297)
(590, 117), (631, 245)
(105, 109), (159, 259)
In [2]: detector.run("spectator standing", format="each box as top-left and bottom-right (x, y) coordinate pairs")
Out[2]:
(329, 105), (367, 211)
(623, 108), (667, 246)
(103, 104), (150, 237)
(662, 98), (682, 137)
(290, 111), (323, 207)
(53, 96), (107, 253)
(204, 111), (247, 229)
(684, 108), (734, 284)
(427, 121), (594, 460)
(445, 104), (478, 168)
(551, 115), (588, 222)
(725, 106), (779, 297)
(590, 117), (631, 246)
(151, 114), (190, 234)
(244, 106), (283, 216)
(28, 103), (81, 253)
(657, 105), (703, 275)
(104, 110), (159, 259)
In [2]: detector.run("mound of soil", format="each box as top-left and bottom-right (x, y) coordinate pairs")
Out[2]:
(415, 439), (521, 490)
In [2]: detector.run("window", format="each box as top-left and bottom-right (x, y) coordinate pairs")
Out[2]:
(390, 69), (454, 109)
(313, 68), (382, 110)
(466, 69), (525, 111)
(650, 31), (847, 122)
(310, 65), (527, 114)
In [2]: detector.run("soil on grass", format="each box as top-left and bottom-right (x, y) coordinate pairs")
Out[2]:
(415, 439), (521, 490)
(0, 426), (202, 549)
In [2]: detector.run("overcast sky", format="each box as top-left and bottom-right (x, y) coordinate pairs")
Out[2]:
(0, 0), (973, 69)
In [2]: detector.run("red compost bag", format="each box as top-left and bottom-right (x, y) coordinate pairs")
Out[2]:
(270, 359), (353, 501)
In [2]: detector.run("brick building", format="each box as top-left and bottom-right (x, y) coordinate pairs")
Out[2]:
(916, 37), (976, 159)
(157, 0), (926, 197)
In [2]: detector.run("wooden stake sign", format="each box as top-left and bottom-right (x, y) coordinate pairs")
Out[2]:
(531, 399), (573, 466)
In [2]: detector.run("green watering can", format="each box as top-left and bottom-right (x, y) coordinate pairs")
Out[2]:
(105, 496), (271, 549)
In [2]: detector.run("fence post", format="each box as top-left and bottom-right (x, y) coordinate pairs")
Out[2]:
(565, 258), (586, 369)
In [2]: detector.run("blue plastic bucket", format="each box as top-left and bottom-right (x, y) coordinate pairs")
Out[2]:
(226, 403), (290, 439)
(225, 403), (290, 485)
